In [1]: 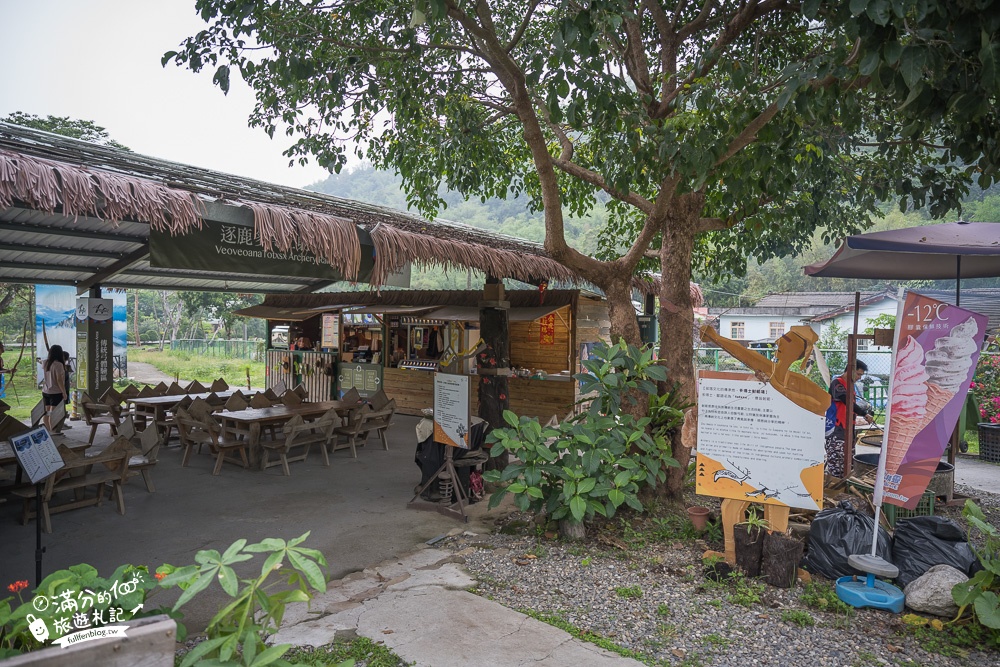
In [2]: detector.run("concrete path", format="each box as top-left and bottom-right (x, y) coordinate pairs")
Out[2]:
(274, 546), (645, 667)
(126, 360), (180, 385)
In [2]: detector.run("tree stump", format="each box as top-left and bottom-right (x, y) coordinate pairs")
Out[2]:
(762, 531), (805, 588)
(733, 524), (765, 577)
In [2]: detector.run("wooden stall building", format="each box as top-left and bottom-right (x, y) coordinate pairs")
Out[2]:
(236, 289), (611, 421)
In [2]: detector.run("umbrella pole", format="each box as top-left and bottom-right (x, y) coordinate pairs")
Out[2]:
(956, 256), (961, 307)
(949, 256), (961, 471)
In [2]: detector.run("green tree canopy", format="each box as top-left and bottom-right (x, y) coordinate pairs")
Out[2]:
(1, 112), (130, 151)
(167, 0), (995, 496)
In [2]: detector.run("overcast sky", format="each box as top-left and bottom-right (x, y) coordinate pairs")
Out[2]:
(0, 0), (330, 188)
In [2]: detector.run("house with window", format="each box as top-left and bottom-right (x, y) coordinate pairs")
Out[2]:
(706, 288), (899, 346)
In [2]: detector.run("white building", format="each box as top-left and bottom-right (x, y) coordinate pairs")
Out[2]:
(707, 288), (899, 346)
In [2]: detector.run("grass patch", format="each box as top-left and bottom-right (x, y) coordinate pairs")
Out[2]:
(905, 621), (996, 659)
(131, 347), (265, 388)
(656, 603), (671, 617)
(283, 637), (410, 666)
(615, 585), (643, 599)
(702, 633), (731, 648)
(516, 608), (651, 664)
(781, 609), (816, 627)
(800, 581), (855, 617)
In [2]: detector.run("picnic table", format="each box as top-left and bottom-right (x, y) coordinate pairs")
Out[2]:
(215, 400), (355, 469)
(126, 390), (256, 439)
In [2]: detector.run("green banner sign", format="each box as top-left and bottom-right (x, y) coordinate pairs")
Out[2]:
(150, 219), (376, 282)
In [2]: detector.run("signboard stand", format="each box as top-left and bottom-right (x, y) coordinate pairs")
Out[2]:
(10, 425), (65, 586)
(407, 373), (473, 521)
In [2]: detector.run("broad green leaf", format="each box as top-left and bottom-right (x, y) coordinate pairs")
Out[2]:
(570, 495), (586, 523)
(509, 482), (527, 494)
(503, 410), (520, 427)
(526, 486), (544, 499)
(288, 550), (327, 593)
(608, 488), (625, 507)
(174, 570), (216, 610)
(973, 591), (1000, 629)
(577, 477), (596, 494)
(218, 565), (239, 597)
(180, 635), (229, 667)
(251, 644), (292, 666)
(246, 538), (286, 553)
(221, 539), (248, 562)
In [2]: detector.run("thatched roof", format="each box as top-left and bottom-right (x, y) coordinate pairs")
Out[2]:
(0, 122), (576, 286)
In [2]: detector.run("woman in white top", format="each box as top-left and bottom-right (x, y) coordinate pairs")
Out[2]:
(41, 344), (67, 433)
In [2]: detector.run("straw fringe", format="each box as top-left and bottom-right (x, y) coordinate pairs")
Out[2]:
(245, 202), (361, 280)
(0, 149), (203, 232)
(370, 224), (577, 287)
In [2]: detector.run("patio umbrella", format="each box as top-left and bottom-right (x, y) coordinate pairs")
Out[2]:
(804, 221), (1000, 305)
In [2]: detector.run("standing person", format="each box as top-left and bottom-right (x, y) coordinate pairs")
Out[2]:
(825, 360), (875, 477)
(56, 350), (75, 432)
(41, 345), (67, 434)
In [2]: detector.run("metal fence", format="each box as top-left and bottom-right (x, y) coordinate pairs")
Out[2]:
(169, 339), (266, 361)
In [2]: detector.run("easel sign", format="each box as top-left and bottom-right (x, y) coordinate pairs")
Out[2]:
(10, 426), (64, 484)
(696, 370), (824, 511)
(433, 373), (470, 448)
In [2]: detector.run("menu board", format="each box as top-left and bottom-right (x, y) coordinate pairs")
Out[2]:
(434, 373), (470, 448)
(321, 313), (340, 349)
(10, 426), (64, 484)
(696, 371), (824, 510)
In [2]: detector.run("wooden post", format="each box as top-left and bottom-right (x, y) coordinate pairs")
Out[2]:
(479, 278), (510, 471)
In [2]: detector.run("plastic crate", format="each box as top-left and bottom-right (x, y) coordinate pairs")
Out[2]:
(979, 424), (1000, 463)
(845, 480), (935, 528)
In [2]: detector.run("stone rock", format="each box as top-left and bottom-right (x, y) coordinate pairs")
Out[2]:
(903, 564), (968, 617)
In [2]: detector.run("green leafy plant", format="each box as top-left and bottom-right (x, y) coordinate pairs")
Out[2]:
(0, 564), (170, 658)
(951, 501), (1000, 641)
(615, 585), (643, 599)
(158, 532), (330, 667)
(781, 610), (815, 627)
(484, 342), (678, 532)
(800, 581), (855, 617)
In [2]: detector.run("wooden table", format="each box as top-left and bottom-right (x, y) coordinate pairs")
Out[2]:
(216, 400), (355, 469)
(126, 390), (252, 438)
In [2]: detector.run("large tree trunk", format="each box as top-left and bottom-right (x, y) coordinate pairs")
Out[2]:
(658, 195), (701, 499)
(602, 275), (641, 346)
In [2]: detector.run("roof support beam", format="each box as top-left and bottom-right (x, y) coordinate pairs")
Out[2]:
(0, 241), (123, 259)
(0, 218), (142, 243)
(77, 246), (150, 295)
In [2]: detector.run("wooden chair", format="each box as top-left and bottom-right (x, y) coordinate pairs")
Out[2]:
(224, 393), (249, 412)
(292, 383), (309, 400)
(334, 399), (396, 455)
(166, 382), (186, 395)
(341, 387), (362, 404)
(177, 410), (249, 475)
(101, 386), (125, 408)
(368, 388), (391, 411)
(188, 397), (215, 421)
(137, 384), (156, 398)
(157, 395), (192, 444)
(125, 424), (161, 492)
(211, 378), (229, 392)
(119, 384), (141, 400)
(81, 392), (121, 445)
(151, 382), (168, 396)
(205, 392), (225, 408)
(250, 392), (275, 409)
(262, 410), (340, 475)
(186, 380), (207, 393)
(272, 380), (288, 396)
(281, 390), (303, 407)
(264, 387), (281, 402)
(12, 437), (132, 533)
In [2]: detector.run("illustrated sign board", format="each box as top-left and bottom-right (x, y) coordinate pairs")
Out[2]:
(434, 373), (471, 448)
(696, 370), (824, 510)
(336, 362), (381, 399)
(881, 293), (988, 509)
(10, 426), (64, 484)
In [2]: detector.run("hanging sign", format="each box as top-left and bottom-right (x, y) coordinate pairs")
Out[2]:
(881, 293), (988, 509)
(539, 313), (556, 345)
(696, 371), (824, 510)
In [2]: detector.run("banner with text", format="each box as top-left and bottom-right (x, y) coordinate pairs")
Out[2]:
(882, 293), (988, 509)
(696, 371), (824, 510)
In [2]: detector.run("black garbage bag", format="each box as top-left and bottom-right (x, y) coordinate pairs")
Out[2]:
(892, 516), (979, 588)
(801, 501), (893, 580)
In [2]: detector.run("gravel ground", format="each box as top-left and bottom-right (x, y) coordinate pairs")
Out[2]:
(442, 487), (1000, 667)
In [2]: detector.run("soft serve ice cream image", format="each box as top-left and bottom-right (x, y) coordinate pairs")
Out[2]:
(921, 317), (979, 429)
(885, 335), (929, 475)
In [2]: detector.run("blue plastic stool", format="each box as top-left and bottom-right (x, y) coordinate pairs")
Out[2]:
(835, 554), (904, 613)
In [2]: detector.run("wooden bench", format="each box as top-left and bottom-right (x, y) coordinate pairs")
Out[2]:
(177, 411), (249, 476)
(12, 437), (132, 533)
(81, 393), (121, 444)
(261, 409), (340, 475)
(334, 399), (396, 456)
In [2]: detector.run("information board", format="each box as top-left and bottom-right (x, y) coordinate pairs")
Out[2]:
(336, 362), (382, 399)
(696, 371), (824, 510)
(10, 426), (64, 484)
(434, 373), (470, 448)
(321, 313), (340, 349)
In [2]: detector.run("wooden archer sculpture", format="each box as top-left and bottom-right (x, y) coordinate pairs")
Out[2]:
(699, 324), (829, 416)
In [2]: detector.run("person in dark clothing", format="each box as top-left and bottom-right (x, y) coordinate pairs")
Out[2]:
(825, 360), (875, 477)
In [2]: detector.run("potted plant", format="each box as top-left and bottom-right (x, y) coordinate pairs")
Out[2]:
(733, 510), (769, 577)
(687, 506), (711, 532)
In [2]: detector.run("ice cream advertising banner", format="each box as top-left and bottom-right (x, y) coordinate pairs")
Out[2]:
(884, 293), (988, 509)
(696, 371), (825, 510)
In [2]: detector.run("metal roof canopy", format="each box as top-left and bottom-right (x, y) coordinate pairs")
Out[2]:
(0, 201), (356, 294)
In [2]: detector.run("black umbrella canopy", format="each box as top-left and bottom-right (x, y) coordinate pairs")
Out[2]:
(804, 221), (1000, 281)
